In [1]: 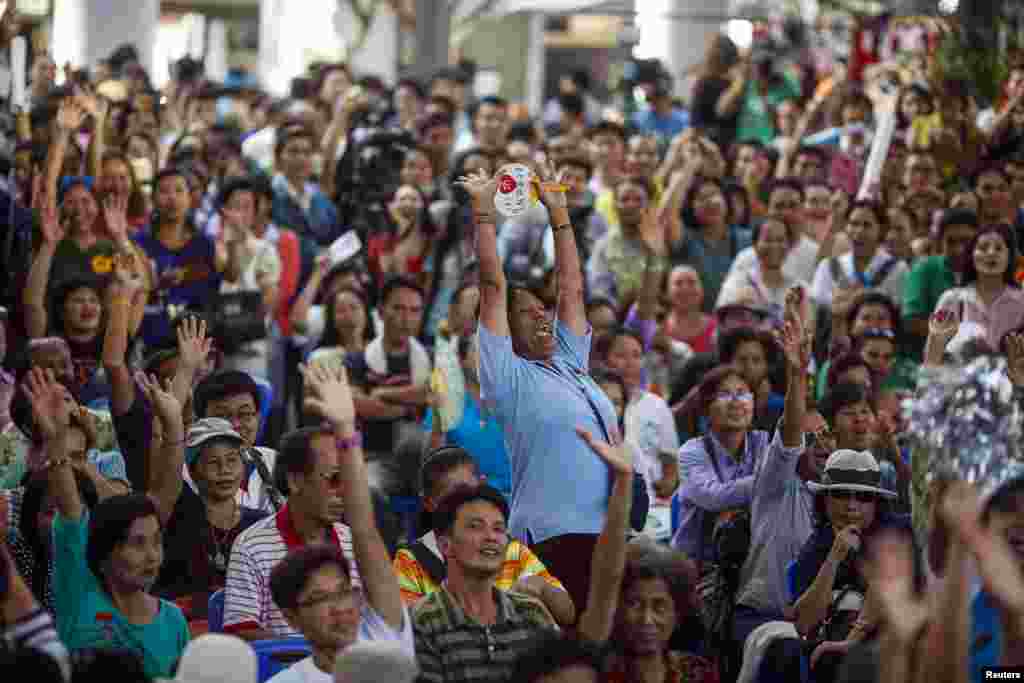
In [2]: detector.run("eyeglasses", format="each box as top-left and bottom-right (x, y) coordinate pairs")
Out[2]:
(830, 490), (877, 503)
(805, 427), (835, 449)
(296, 588), (358, 610)
(713, 390), (754, 404)
(209, 408), (259, 423)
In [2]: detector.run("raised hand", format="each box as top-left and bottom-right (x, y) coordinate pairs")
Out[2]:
(777, 290), (810, 371)
(1006, 332), (1024, 387)
(22, 368), (72, 442)
(865, 528), (930, 645)
(830, 524), (862, 563)
(576, 427), (632, 476)
(533, 162), (568, 211)
(928, 308), (960, 345)
(300, 361), (356, 430)
(73, 405), (99, 453)
(454, 169), (497, 211)
(102, 193), (129, 243)
(639, 207), (667, 257)
(176, 316), (213, 373)
(138, 372), (183, 425)
(38, 197), (65, 245)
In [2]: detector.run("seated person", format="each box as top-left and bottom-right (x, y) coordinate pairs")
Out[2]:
(393, 447), (573, 626)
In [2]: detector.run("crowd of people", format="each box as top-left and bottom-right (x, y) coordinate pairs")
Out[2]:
(0, 10), (1024, 683)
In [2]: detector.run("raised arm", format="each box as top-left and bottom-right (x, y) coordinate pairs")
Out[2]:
(778, 287), (811, 448)
(657, 156), (700, 247)
(289, 252), (330, 336)
(635, 207), (670, 324)
(139, 373), (186, 525)
(102, 194), (149, 336)
(79, 90), (109, 179)
(923, 308), (958, 368)
(457, 170), (508, 337)
(794, 525), (861, 635)
(102, 265), (138, 416)
(44, 100), (85, 216)
(576, 428), (634, 643)
(23, 369), (82, 521)
(23, 184), (63, 338)
(301, 361), (404, 630)
(536, 167), (586, 335)
(170, 316), (213, 412)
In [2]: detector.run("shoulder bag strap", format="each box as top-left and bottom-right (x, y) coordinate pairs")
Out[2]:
(408, 540), (447, 587)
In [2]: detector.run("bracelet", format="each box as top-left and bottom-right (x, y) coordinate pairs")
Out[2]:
(336, 431), (363, 451)
(553, 223), (573, 233)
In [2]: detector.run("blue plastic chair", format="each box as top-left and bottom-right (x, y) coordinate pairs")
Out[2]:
(253, 638), (312, 683)
(786, 559), (799, 604)
(207, 589), (225, 633)
(251, 375), (274, 443)
(670, 492), (682, 534)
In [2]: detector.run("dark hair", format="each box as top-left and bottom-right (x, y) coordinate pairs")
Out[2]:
(152, 166), (191, 191)
(593, 327), (645, 365)
(556, 154), (593, 178)
(936, 208), (979, 238)
(49, 276), (106, 337)
(586, 121), (628, 143)
(558, 92), (585, 118)
(69, 648), (147, 683)
(591, 369), (628, 426)
(419, 446), (479, 497)
(274, 426), (330, 495)
(586, 296), (618, 316)
(846, 291), (903, 339)
(99, 151), (148, 218)
(962, 223), (1019, 286)
(432, 484), (509, 537)
(722, 180), (751, 228)
(320, 286), (373, 349)
(274, 126), (316, 161)
(617, 551), (698, 628)
(766, 177), (805, 203)
(983, 477), (1024, 523)
(510, 633), (604, 683)
(270, 545), (351, 610)
(845, 199), (888, 230)
(818, 382), (872, 424)
(86, 494), (162, 590)
(681, 176), (726, 230)
(468, 96), (509, 128)
(217, 174), (274, 209)
(718, 326), (775, 366)
(379, 274), (425, 308)
(827, 352), (873, 390)
(193, 370), (261, 419)
(794, 145), (829, 167)
(696, 363), (750, 416)
(447, 146), (498, 204)
(0, 644), (66, 681)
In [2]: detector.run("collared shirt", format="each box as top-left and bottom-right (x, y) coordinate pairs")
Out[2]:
(412, 585), (557, 683)
(936, 284), (1024, 353)
(716, 260), (809, 317)
(672, 225), (754, 313)
(735, 432), (814, 613)
(671, 430), (770, 561)
(810, 249), (909, 310)
(725, 235), (820, 289)
(223, 504), (359, 636)
(393, 532), (564, 606)
(478, 321), (619, 543)
(902, 255), (958, 322)
(625, 391), (680, 502)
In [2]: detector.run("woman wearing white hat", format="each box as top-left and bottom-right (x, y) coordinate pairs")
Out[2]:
(791, 448), (908, 683)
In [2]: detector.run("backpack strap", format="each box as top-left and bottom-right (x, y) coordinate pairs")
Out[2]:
(408, 540), (447, 587)
(870, 256), (900, 288)
(829, 257), (851, 289)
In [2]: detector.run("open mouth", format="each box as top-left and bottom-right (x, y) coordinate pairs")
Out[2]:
(479, 546), (502, 559)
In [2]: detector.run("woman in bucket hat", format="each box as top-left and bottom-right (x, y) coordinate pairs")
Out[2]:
(791, 448), (912, 683)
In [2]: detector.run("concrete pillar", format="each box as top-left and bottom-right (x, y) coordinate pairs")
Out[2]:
(51, 0), (159, 74)
(261, 0), (399, 97)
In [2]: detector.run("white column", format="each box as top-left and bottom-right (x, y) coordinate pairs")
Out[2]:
(52, 0), (160, 74)
(260, 0), (398, 97)
(635, 0), (727, 98)
(525, 12), (545, 114)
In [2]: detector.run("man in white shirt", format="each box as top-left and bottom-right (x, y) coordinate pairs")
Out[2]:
(265, 363), (413, 683)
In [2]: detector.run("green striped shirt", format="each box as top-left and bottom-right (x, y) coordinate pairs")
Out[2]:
(412, 586), (557, 683)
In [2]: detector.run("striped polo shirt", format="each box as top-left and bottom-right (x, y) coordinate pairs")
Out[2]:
(412, 586), (557, 683)
(223, 503), (361, 637)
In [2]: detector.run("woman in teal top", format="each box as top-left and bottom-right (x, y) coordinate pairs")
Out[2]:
(26, 367), (189, 678)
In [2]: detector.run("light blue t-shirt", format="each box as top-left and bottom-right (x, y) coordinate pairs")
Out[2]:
(52, 512), (190, 679)
(478, 320), (619, 543)
(424, 393), (513, 500)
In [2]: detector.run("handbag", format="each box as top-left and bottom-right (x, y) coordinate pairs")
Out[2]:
(203, 290), (267, 354)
